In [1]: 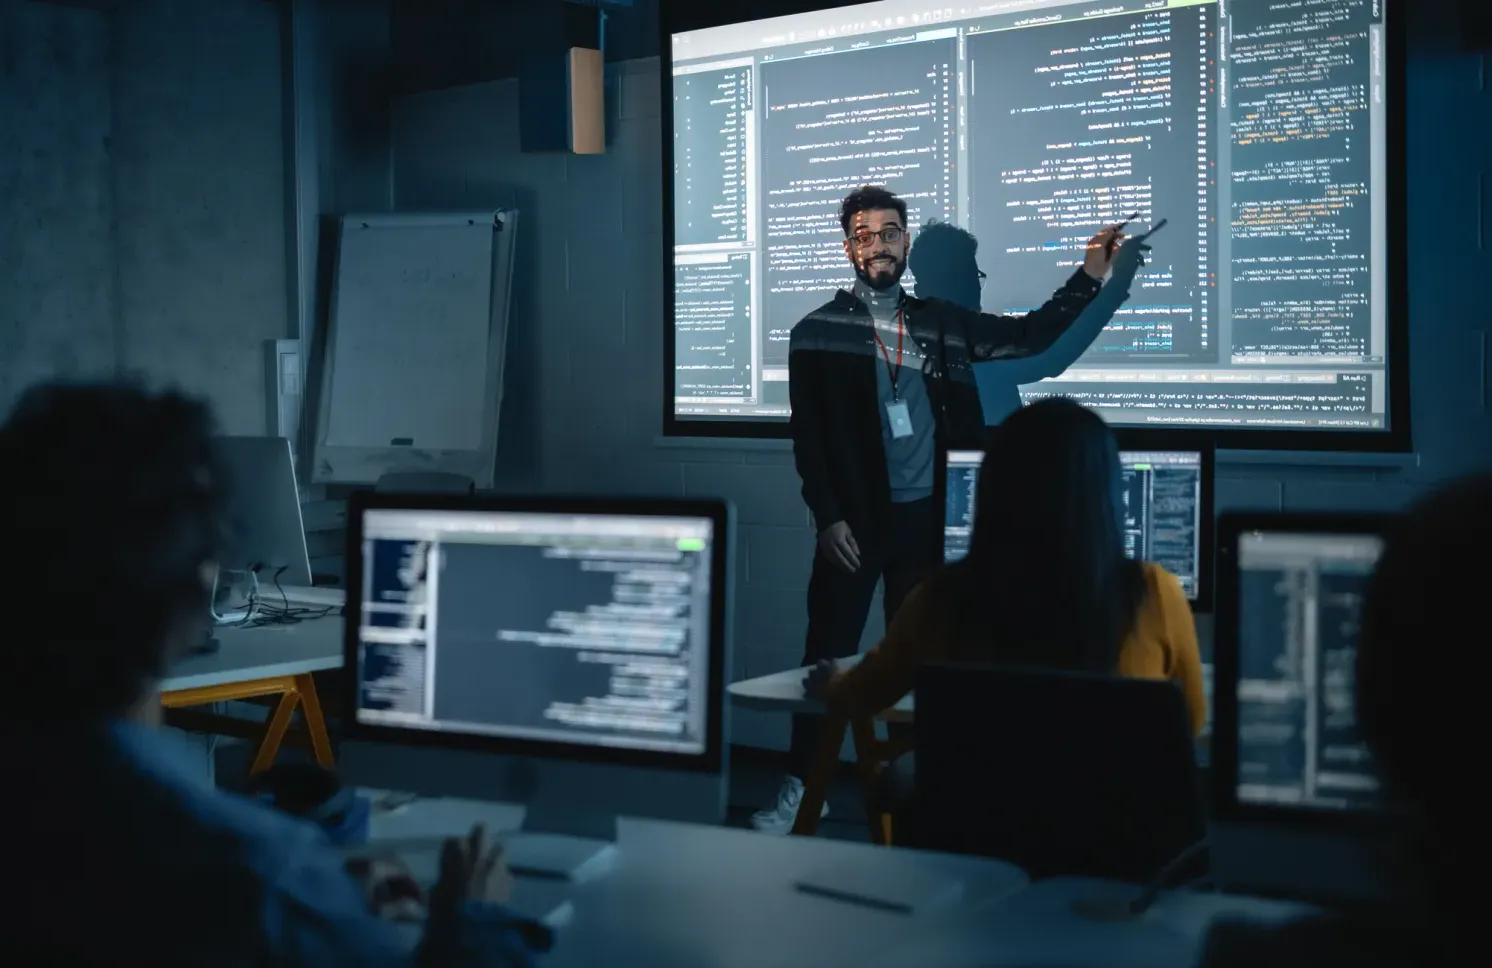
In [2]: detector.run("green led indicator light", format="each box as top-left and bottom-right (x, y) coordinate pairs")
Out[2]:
(1132, 463), (1153, 470)
(677, 537), (706, 552)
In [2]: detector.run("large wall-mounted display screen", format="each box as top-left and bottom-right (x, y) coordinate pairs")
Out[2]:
(664, 0), (1405, 448)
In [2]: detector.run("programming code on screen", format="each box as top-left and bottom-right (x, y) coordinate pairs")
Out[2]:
(670, 0), (1393, 432)
(355, 510), (715, 756)
(1234, 531), (1381, 809)
(967, 6), (1215, 360)
(942, 449), (1203, 599)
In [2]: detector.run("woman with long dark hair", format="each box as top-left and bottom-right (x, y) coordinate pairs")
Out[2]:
(944, 396), (1154, 677)
(813, 396), (1205, 736)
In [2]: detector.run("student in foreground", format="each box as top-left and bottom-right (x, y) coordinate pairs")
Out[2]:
(0, 382), (548, 967)
(1198, 476), (1483, 968)
(805, 397), (1206, 835)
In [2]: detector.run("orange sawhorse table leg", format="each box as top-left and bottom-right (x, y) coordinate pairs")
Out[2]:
(161, 673), (334, 775)
(791, 711), (908, 845)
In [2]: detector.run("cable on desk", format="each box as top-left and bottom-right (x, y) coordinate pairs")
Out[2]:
(212, 566), (261, 627)
(248, 566), (335, 627)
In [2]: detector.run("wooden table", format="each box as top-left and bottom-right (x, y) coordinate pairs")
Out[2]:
(160, 616), (343, 774)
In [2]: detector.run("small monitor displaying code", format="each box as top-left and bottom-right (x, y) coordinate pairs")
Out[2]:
(1232, 529), (1383, 811)
(353, 508), (717, 756)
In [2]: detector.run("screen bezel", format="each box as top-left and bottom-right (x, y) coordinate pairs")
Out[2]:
(1211, 511), (1398, 829)
(342, 490), (732, 776)
(658, 0), (1412, 453)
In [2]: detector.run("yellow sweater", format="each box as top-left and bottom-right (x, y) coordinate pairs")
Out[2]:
(828, 561), (1208, 737)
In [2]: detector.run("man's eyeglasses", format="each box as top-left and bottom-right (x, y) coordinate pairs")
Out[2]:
(850, 227), (905, 248)
(978, 269), (987, 290)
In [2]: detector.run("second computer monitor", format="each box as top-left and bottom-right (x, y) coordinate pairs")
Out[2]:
(944, 447), (1212, 606)
(1213, 515), (1389, 816)
(1209, 513), (1395, 904)
(216, 435), (313, 588)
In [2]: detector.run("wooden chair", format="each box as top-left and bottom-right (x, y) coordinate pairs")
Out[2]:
(791, 709), (912, 845)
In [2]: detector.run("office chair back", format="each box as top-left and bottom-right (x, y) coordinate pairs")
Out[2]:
(373, 472), (475, 495)
(914, 663), (1205, 882)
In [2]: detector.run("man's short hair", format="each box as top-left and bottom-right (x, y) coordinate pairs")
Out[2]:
(0, 381), (228, 720)
(839, 185), (908, 236)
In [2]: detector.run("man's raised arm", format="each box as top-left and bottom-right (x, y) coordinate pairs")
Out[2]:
(956, 223), (1125, 362)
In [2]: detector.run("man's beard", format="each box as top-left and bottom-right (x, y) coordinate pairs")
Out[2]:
(856, 255), (906, 291)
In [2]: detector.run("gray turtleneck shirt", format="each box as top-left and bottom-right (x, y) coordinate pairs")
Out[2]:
(854, 279), (936, 503)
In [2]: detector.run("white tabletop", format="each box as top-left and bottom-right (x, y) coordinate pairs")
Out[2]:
(366, 795), (1027, 968)
(727, 654), (915, 721)
(161, 616), (344, 692)
(848, 875), (1316, 968)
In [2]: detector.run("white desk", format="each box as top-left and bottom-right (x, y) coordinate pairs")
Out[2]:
(163, 616), (344, 692)
(728, 654), (915, 722)
(848, 875), (1315, 968)
(367, 795), (1028, 968)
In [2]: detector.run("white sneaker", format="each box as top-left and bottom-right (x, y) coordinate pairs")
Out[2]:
(749, 775), (829, 835)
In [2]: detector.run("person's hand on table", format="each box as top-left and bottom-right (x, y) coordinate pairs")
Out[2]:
(419, 824), (536, 963)
(804, 659), (839, 700)
(431, 824), (514, 910)
(346, 855), (426, 923)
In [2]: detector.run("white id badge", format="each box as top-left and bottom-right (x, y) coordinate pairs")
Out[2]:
(887, 400), (913, 439)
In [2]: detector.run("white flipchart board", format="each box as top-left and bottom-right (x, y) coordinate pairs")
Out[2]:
(312, 211), (517, 487)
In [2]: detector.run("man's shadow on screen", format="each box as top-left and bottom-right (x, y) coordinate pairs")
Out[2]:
(910, 221), (1144, 424)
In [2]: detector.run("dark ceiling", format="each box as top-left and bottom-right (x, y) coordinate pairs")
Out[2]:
(390, 0), (659, 95)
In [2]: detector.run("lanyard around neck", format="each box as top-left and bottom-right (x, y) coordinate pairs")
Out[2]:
(872, 307), (906, 400)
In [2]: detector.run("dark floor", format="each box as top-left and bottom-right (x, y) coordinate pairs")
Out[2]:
(212, 736), (876, 843)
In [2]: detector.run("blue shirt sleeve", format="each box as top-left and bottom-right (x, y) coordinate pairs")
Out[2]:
(108, 723), (550, 967)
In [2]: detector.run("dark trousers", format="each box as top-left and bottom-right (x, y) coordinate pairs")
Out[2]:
(788, 496), (943, 779)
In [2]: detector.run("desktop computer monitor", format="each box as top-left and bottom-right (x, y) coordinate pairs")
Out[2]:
(944, 445), (1213, 607)
(216, 435), (313, 588)
(1211, 512), (1397, 903)
(337, 492), (733, 879)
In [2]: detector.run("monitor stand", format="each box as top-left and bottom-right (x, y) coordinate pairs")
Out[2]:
(191, 628), (222, 656)
(506, 800), (618, 884)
